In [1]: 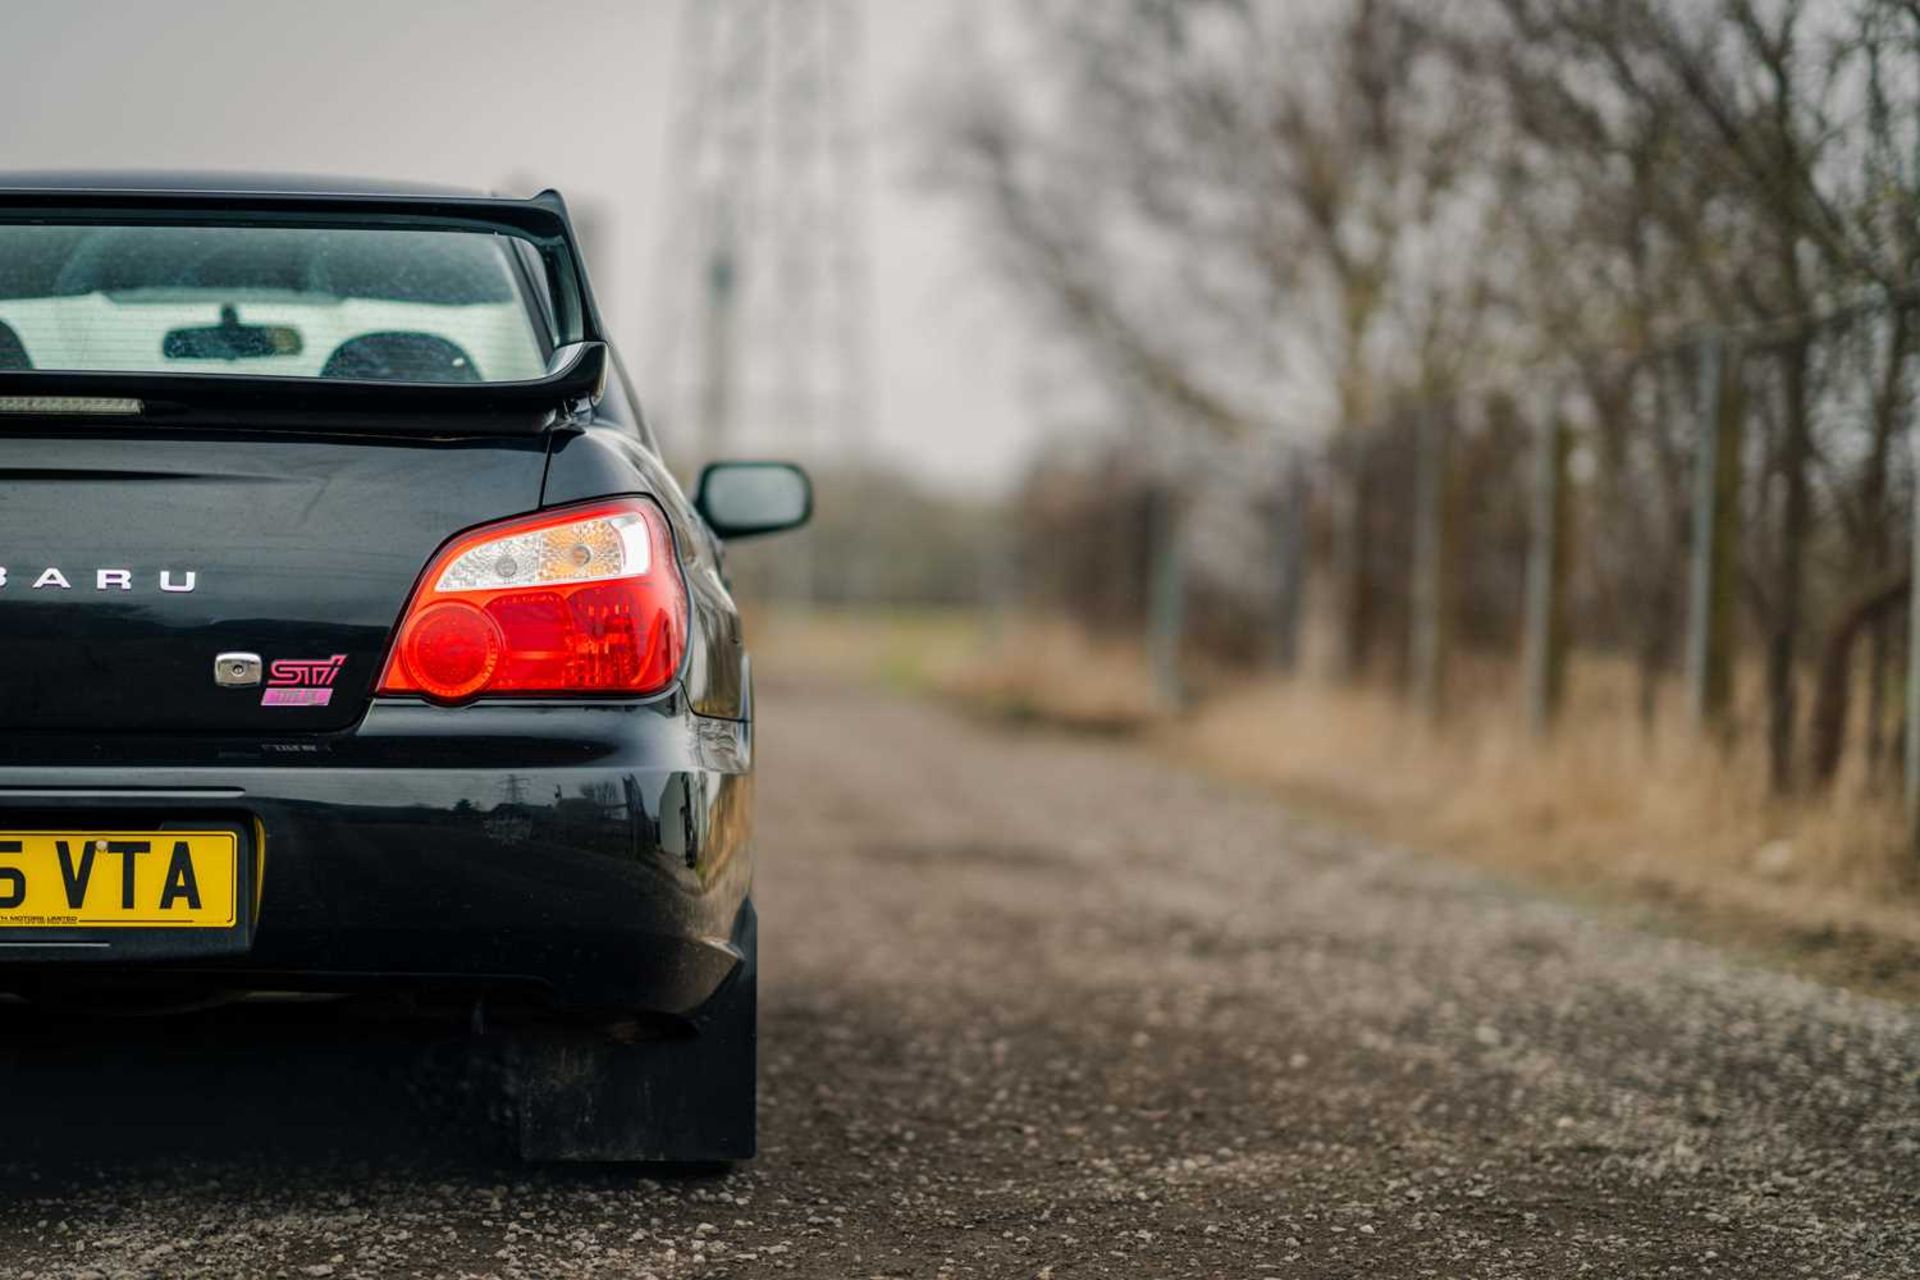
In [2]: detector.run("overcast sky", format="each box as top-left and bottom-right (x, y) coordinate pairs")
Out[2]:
(0, 0), (1038, 492)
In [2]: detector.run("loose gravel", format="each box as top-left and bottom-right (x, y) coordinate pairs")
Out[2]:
(0, 677), (1914, 1278)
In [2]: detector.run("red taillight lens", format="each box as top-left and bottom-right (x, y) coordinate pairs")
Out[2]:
(400, 600), (504, 700)
(378, 498), (688, 704)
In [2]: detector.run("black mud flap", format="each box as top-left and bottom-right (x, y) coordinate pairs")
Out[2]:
(515, 905), (757, 1164)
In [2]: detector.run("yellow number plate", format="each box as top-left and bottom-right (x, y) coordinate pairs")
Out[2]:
(0, 831), (238, 929)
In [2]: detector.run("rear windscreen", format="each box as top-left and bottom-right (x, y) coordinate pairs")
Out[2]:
(0, 224), (549, 384)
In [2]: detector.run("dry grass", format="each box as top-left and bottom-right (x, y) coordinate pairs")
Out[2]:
(749, 606), (990, 694)
(938, 620), (1165, 733)
(1178, 669), (1920, 992)
(880, 613), (1920, 998)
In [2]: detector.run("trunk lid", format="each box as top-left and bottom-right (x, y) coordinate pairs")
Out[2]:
(0, 432), (550, 733)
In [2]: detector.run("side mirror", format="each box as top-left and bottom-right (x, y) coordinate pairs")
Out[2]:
(695, 461), (812, 539)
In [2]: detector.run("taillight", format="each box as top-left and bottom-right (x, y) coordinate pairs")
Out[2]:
(378, 497), (688, 704)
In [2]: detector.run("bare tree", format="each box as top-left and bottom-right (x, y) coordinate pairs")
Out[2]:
(937, 0), (1502, 676)
(937, 0), (1920, 806)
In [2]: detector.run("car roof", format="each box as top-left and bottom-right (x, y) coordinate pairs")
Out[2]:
(0, 171), (493, 198)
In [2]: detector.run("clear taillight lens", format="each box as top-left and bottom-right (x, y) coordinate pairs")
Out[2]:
(377, 497), (688, 704)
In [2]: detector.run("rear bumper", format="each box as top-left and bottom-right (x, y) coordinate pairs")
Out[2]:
(0, 698), (753, 1016)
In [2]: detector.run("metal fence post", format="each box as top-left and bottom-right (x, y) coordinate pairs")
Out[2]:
(1409, 404), (1448, 722)
(1146, 482), (1187, 709)
(1906, 356), (1920, 855)
(1683, 340), (1721, 721)
(1522, 390), (1568, 738)
(1685, 337), (1742, 732)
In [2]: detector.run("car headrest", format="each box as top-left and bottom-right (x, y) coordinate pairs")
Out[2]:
(0, 320), (31, 371)
(320, 332), (481, 383)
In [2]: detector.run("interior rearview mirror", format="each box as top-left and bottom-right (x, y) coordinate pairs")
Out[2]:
(163, 304), (303, 361)
(695, 461), (812, 540)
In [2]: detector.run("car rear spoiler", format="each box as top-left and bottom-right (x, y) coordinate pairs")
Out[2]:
(0, 186), (611, 435)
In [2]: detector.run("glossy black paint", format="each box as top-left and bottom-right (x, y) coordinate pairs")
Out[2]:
(545, 401), (752, 722)
(0, 419), (755, 1012)
(0, 178), (782, 1021)
(0, 703), (752, 1013)
(0, 431), (548, 732)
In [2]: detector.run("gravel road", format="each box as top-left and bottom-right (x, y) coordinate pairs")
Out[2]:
(0, 677), (1915, 1279)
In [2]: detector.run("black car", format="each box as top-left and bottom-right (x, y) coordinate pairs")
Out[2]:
(0, 174), (808, 1164)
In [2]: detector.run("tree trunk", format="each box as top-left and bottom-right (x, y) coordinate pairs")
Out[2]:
(1272, 458), (1309, 673)
(1767, 337), (1813, 794)
(1861, 308), (1910, 778)
(1868, 621), (1891, 775)
(1523, 405), (1571, 738)
(1808, 569), (1911, 787)
(1335, 439), (1375, 680)
(1636, 606), (1669, 735)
